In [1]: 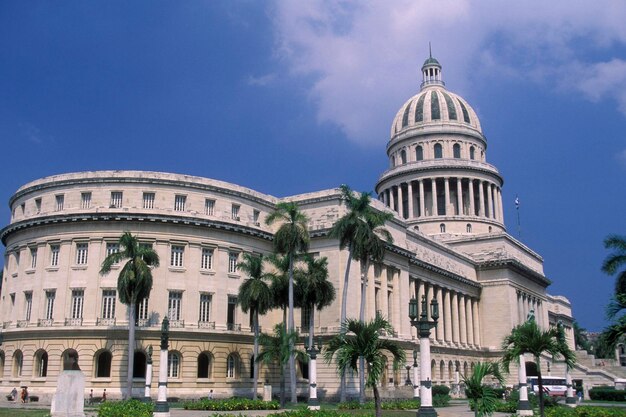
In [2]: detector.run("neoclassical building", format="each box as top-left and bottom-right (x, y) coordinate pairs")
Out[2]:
(0, 56), (615, 400)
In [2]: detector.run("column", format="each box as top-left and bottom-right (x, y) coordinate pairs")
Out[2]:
(517, 291), (523, 324)
(389, 187), (395, 212)
(457, 178), (463, 215)
(459, 295), (467, 345)
(498, 188), (504, 222)
(408, 182), (414, 219)
(492, 185), (499, 221)
(431, 178), (438, 216)
(419, 180), (425, 217)
(436, 286), (444, 342)
(397, 183), (404, 218)
(444, 177), (451, 216)
(466, 296), (474, 346)
(472, 299), (481, 347)
(487, 182), (494, 219)
(451, 291), (459, 344)
(381, 191), (387, 207)
(443, 289), (452, 343)
(468, 179), (475, 216)
(478, 181), (485, 217)
(518, 354), (533, 415)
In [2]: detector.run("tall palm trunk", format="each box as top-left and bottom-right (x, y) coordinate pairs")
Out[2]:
(280, 363), (286, 407)
(309, 304), (315, 348)
(373, 384), (382, 417)
(536, 356), (545, 417)
(252, 310), (259, 400)
(339, 246), (353, 402)
(126, 302), (136, 400)
(358, 259), (369, 404)
(288, 255), (297, 404)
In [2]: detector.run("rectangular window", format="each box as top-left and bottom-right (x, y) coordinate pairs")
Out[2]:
(45, 290), (55, 320)
(24, 292), (32, 321)
(253, 209), (260, 225)
(106, 242), (119, 264)
(50, 245), (60, 267)
(231, 204), (240, 220)
(101, 290), (116, 319)
(205, 199), (215, 216)
(170, 245), (184, 267)
(174, 195), (186, 211)
(30, 247), (37, 269)
(35, 198), (41, 214)
(301, 305), (311, 330)
(227, 296), (237, 327)
(199, 293), (212, 323)
(168, 292), (182, 321)
(81, 192), (92, 209)
(137, 297), (149, 321)
(71, 290), (84, 319)
(387, 290), (393, 323)
(201, 248), (214, 270)
(228, 252), (238, 274)
(374, 287), (381, 316)
(143, 192), (155, 209)
(55, 195), (64, 211)
(110, 192), (123, 208)
(76, 243), (88, 265)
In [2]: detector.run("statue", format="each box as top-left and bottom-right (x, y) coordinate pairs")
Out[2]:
(526, 309), (535, 323)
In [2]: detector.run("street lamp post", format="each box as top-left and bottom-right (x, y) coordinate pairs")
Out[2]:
(307, 338), (322, 410)
(409, 295), (439, 417)
(154, 317), (170, 417)
(405, 366), (412, 386)
(144, 345), (153, 403)
(412, 350), (419, 400)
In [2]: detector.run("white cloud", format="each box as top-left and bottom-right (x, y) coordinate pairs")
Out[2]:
(269, 0), (626, 146)
(247, 73), (277, 86)
(617, 148), (626, 167)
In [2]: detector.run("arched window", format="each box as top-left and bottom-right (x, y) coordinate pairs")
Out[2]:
(400, 150), (407, 164)
(434, 143), (443, 159)
(390, 156), (395, 168)
(440, 223), (446, 233)
(0, 351), (4, 378)
(12, 350), (23, 377)
(463, 362), (469, 377)
(226, 353), (239, 379)
(298, 359), (309, 380)
(416, 146), (423, 161)
(469, 146), (475, 160)
(197, 352), (212, 379)
(448, 361), (454, 380)
(133, 351), (146, 378)
(466, 224), (472, 233)
(34, 350), (48, 377)
(431, 359), (437, 380)
(250, 355), (255, 379)
(168, 351), (181, 378)
(488, 226), (492, 233)
(62, 348), (80, 371)
(95, 350), (112, 378)
(440, 360), (445, 382)
(453, 144), (461, 158)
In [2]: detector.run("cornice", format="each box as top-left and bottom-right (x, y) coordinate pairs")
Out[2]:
(477, 258), (551, 287)
(0, 213), (274, 246)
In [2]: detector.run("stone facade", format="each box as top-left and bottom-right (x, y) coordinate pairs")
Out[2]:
(0, 56), (613, 401)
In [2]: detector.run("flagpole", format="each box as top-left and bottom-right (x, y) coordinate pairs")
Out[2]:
(515, 194), (521, 239)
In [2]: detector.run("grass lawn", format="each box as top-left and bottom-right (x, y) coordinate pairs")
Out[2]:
(0, 409), (50, 417)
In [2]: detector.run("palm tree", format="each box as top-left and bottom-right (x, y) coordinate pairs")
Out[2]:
(296, 255), (336, 348)
(330, 185), (393, 402)
(501, 319), (575, 417)
(237, 253), (273, 400)
(601, 235), (626, 347)
(265, 202), (310, 403)
(99, 232), (160, 399)
(462, 362), (504, 417)
(324, 314), (405, 417)
(257, 324), (307, 408)
(266, 253), (291, 325)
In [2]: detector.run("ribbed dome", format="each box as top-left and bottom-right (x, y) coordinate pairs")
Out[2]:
(390, 85), (482, 138)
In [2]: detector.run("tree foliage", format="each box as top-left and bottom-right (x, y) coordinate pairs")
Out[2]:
(462, 362), (504, 417)
(601, 235), (626, 348)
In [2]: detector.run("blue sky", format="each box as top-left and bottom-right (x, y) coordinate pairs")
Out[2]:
(1, 1), (625, 331)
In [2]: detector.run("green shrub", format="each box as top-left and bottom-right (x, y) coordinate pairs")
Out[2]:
(182, 397), (280, 411)
(338, 399), (421, 410)
(432, 385), (450, 396)
(432, 394), (450, 407)
(268, 410), (360, 417)
(589, 387), (626, 402)
(97, 399), (153, 417)
(545, 405), (626, 417)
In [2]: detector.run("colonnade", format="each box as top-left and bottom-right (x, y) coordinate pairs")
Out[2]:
(410, 278), (480, 348)
(516, 290), (547, 328)
(379, 177), (503, 222)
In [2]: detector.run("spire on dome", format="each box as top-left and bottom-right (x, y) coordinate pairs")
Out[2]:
(421, 45), (444, 89)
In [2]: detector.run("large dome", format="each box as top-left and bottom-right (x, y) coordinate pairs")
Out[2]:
(390, 86), (482, 138)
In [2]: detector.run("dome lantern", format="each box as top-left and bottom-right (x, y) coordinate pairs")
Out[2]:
(421, 45), (444, 89)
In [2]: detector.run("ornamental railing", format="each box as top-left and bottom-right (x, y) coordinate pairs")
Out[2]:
(38, 319), (53, 327)
(65, 318), (83, 326)
(198, 321), (216, 329)
(96, 317), (116, 326)
(227, 323), (241, 331)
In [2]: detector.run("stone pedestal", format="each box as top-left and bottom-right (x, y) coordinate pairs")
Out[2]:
(263, 384), (272, 402)
(51, 371), (85, 417)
